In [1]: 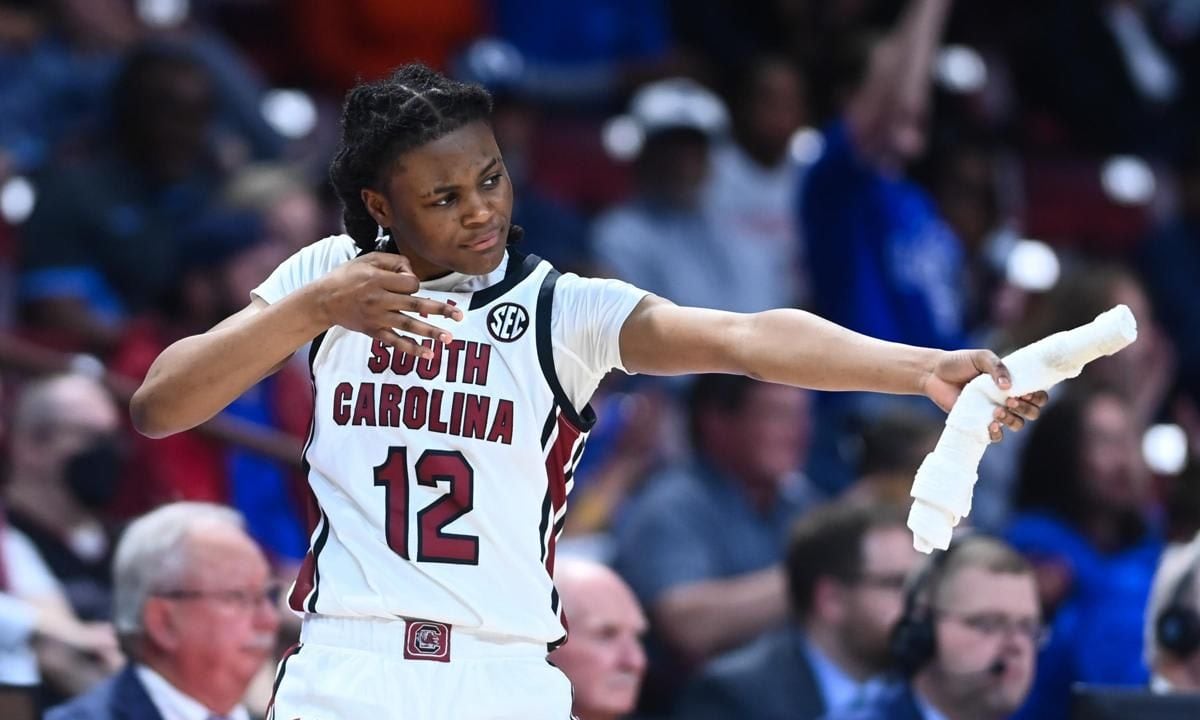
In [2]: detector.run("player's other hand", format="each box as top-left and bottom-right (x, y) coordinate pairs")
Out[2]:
(317, 252), (463, 358)
(922, 349), (1048, 442)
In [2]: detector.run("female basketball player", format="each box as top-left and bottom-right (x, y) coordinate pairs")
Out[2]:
(131, 64), (1044, 719)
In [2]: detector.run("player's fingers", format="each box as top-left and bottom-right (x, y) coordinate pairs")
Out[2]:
(1022, 390), (1050, 409)
(988, 421), (1003, 443)
(396, 295), (464, 321)
(376, 269), (421, 295)
(363, 251), (414, 275)
(994, 405), (1026, 432)
(1004, 396), (1041, 422)
(373, 328), (431, 359)
(388, 312), (452, 344)
(975, 350), (1011, 390)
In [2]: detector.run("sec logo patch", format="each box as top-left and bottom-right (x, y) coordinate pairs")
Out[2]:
(486, 303), (529, 342)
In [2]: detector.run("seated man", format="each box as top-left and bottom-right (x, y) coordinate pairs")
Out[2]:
(676, 499), (918, 720)
(550, 559), (648, 720)
(47, 502), (280, 720)
(828, 535), (1040, 720)
(1144, 531), (1200, 693)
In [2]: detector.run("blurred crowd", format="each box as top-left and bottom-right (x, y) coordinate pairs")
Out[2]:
(2, 0), (1200, 718)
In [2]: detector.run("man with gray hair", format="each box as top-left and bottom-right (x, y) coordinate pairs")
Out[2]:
(47, 502), (280, 720)
(1144, 531), (1200, 693)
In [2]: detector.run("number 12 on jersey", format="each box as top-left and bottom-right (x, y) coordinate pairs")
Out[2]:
(373, 446), (480, 565)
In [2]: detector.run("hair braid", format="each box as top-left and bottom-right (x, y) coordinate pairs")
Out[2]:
(329, 64), (494, 251)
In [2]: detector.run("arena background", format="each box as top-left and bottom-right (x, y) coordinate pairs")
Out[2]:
(1, 0), (1199, 719)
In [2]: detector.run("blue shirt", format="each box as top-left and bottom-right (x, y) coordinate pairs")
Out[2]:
(1007, 512), (1162, 720)
(805, 639), (889, 715)
(798, 120), (966, 350)
(913, 692), (951, 720)
(613, 460), (817, 607)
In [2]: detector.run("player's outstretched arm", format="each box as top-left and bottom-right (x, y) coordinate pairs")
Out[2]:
(131, 253), (462, 439)
(619, 297), (1042, 436)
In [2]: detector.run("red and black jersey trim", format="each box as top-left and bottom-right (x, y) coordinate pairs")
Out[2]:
(265, 642), (303, 719)
(288, 330), (330, 613)
(469, 249), (543, 310)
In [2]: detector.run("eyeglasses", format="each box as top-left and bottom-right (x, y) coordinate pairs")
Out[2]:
(935, 609), (1049, 647)
(155, 582), (282, 610)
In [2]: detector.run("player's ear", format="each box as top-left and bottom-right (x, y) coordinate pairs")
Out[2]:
(361, 187), (392, 228)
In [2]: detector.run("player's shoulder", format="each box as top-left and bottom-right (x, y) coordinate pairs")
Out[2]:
(281, 234), (359, 278)
(299, 234), (359, 265)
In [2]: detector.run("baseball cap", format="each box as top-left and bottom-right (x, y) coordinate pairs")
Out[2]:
(603, 78), (728, 160)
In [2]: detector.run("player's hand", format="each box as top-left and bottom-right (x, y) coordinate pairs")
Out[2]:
(317, 252), (463, 358)
(922, 349), (1048, 442)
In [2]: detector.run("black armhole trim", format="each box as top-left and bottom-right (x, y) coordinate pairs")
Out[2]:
(536, 269), (597, 432)
(469, 250), (543, 310)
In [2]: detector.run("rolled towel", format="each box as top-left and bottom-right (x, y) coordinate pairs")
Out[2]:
(908, 305), (1138, 552)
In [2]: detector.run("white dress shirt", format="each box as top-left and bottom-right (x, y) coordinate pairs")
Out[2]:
(135, 665), (251, 720)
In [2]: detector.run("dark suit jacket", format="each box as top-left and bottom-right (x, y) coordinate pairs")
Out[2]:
(674, 628), (826, 720)
(820, 683), (926, 720)
(46, 666), (164, 720)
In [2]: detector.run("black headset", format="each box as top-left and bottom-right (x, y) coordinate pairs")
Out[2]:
(1155, 556), (1200, 659)
(888, 535), (977, 677)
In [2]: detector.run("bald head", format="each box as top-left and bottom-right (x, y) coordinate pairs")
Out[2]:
(552, 559), (647, 720)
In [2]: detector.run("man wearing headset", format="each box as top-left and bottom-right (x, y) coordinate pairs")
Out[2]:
(1145, 532), (1200, 693)
(827, 535), (1041, 720)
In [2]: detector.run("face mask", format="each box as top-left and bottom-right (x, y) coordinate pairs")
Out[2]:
(63, 436), (124, 510)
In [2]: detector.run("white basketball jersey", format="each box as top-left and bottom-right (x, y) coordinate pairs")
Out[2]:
(287, 250), (595, 645)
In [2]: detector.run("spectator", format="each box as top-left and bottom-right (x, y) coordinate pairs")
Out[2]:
(550, 559), (647, 720)
(706, 56), (810, 310)
(1015, 0), (1187, 157)
(613, 374), (816, 708)
(799, 0), (966, 352)
(0, 377), (119, 718)
(676, 499), (919, 720)
(4, 373), (121, 623)
(1007, 386), (1163, 719)
(47, 502), (280, 720)
(796, 0), (968, 494)
(594, 78), (778, 313)
(843, 412), (940, 507)
(1140, 136), (1200, 407)
(223, 164), (331, 256)
(17, 42), (230, 352)
(1004, 263), (1173, 431)
(1144, 532), (1200, 693)
(827, 535), (1040, 720)
(106, 217), (311, 560)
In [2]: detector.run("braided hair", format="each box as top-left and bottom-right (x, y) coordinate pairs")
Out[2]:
(329, 64), (495, 252)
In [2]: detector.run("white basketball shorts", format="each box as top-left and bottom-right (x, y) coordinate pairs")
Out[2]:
(266, 615), (574, 720)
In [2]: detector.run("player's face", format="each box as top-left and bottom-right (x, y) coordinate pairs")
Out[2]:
(550, 582), (647, 717)
(368, 120), (514, 280)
